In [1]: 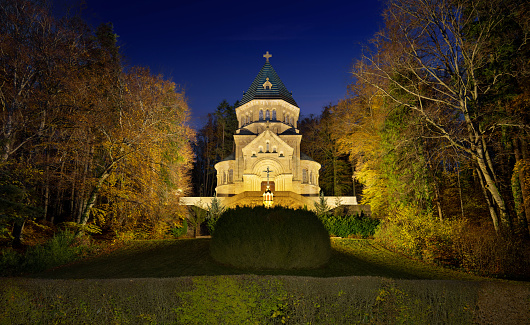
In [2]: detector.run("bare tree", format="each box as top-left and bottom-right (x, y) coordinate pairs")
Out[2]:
(353, 0), (529, 232)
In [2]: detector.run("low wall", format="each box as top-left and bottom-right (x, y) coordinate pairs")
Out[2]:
(179, 193), (368, 214)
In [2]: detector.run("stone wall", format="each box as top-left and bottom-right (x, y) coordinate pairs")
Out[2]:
(179, 192), (366, 213)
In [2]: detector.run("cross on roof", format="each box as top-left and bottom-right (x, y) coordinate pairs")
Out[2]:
(263, 51), (272, 62)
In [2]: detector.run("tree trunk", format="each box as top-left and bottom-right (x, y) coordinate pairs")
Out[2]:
(76, 147), (92, 223)
(332, 152), (339, 196)
(456, 162), (465, 219)
(79, 170), (111, 225)
(434, 183), (443, 221)
(515, 138), (530, 235)
(1, 113), (13, 162)
(475, 141), (510, 232)
(476, 167), (500, 233)
(11, 218), (26, 247)
(43, 153), (50, 221)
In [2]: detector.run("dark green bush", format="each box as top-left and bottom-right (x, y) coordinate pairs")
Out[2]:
(169, 220), (188, 238)
(23, 230), (82, 273)
(0, 230), (86, 276)
(210, 206), (331, 269)
(319, 212), (380, 238)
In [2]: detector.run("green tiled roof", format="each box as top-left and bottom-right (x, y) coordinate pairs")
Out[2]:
(238, 61), (298, 107)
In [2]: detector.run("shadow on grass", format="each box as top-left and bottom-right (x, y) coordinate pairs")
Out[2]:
(32, 238), (481, 280)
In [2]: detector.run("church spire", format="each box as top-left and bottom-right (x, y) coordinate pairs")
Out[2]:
(238, 52), (298, 108)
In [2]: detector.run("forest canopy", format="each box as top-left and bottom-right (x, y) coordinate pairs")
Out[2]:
(0, 0), (194, 242)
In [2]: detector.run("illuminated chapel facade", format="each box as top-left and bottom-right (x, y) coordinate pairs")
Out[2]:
(214, 52), (321, 201)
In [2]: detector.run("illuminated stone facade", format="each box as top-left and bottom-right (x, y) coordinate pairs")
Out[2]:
(214, 52), (321, 206)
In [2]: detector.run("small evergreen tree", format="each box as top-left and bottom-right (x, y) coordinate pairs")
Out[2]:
(314, 192), (331, 219)
(206, 195), (225, 234)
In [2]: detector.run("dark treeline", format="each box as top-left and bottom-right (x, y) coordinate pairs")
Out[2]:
(299, 105), (357, 197)
(191, 100), (237, 196)
(0, 0), (194, 243)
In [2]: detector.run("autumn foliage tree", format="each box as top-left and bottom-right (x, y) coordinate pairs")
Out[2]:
(333, 0), (530, 276)
(0, 0), (194, 243)
(347, 0), (529, 234)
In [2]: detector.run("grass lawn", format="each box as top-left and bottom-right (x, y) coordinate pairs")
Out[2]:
(3, 238), (530, 324)
(32, 238), (483, 280)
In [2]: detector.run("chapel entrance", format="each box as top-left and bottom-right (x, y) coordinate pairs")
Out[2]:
(261, 181), (275, 192)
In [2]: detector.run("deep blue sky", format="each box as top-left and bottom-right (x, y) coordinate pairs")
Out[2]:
(81, 0), (385, 128)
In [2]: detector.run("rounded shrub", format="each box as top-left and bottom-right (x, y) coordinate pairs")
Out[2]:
(210, 206), (331, 269)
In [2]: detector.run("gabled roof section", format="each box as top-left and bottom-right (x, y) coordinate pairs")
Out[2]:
(236, 128), (256, 135)
(238, 60), (298, 108)
(278, 128), (298, 135)
(241, 129), (294, 156)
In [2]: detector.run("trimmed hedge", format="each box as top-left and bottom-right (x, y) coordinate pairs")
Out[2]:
(210, 206), (331, 269)
(320, 213), (380, 238)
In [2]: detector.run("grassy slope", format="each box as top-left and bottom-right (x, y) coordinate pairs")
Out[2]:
(32, 238), (483, 280)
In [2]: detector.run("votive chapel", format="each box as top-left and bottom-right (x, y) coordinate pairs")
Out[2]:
(213, 52), (321, 207)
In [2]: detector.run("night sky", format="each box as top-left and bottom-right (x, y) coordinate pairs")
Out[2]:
(80, 0), (385, 128)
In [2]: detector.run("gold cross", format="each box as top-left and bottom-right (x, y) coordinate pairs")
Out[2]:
(263, 51), (272, 62)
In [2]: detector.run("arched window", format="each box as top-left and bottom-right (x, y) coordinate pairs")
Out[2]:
(228, 169), (233, 183)
(310, 171), (313, 184)
(266, 141), (270, 152)
(259, 146), (263, 153)
(259, 110), (263, 121)
(272, 110), (276, 120)
(290, 117), (294, 126)
(284, 114), (288, 123)
(302, 169), (308, 183)
(223, 172), (227, 184)
(265, 110), (270, 120)
(272, 146), (277, 153)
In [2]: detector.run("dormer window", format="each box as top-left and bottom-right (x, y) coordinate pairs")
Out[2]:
(263, 77), (272, 90)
